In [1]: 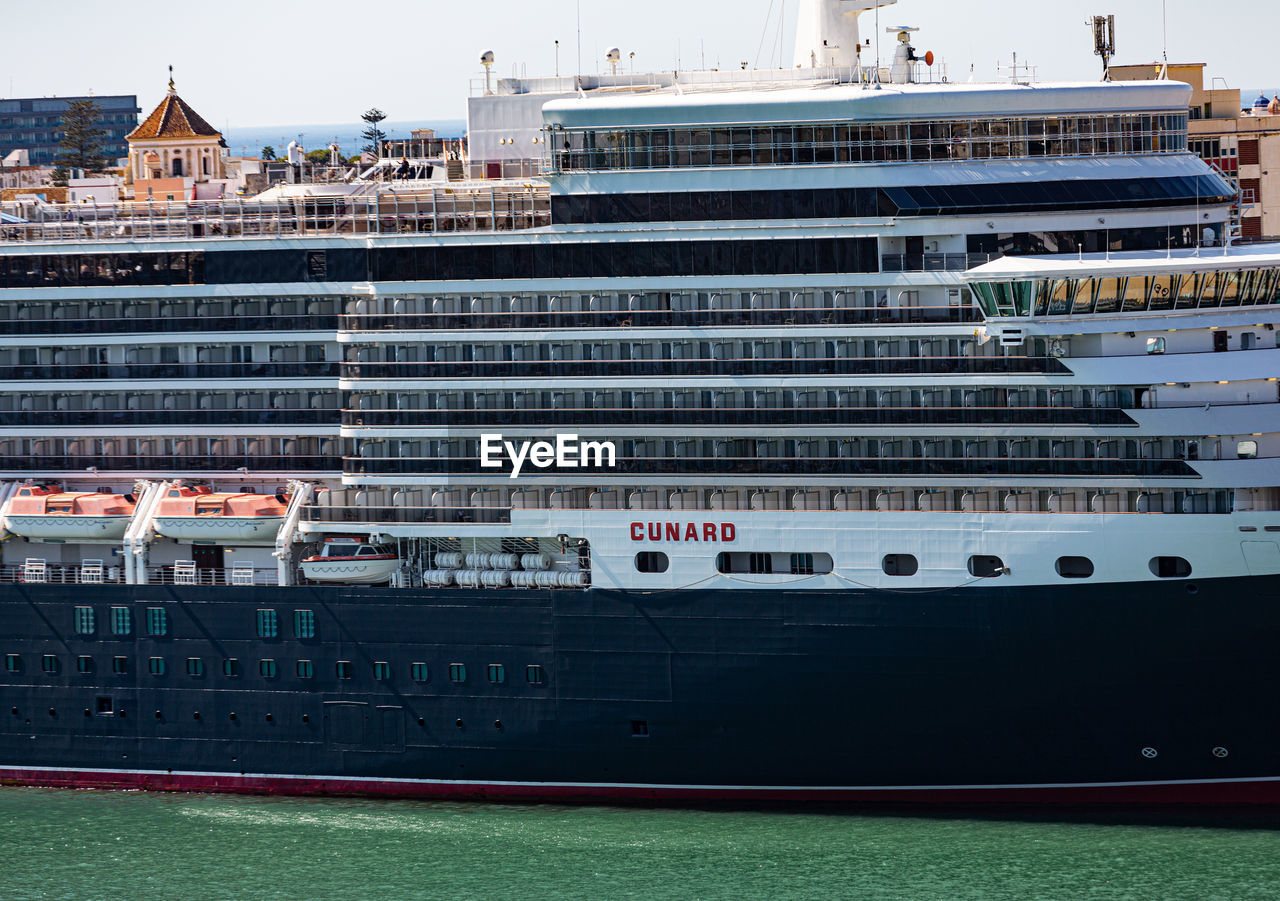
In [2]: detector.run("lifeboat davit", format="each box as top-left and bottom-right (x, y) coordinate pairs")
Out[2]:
(5, 486), (137, 541)
(301, 538), (401, 584)
(152, 486), (287, 545)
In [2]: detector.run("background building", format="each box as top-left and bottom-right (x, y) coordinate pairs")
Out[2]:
(1112, 64), (1280, 239)
(0, 95), (140, 166)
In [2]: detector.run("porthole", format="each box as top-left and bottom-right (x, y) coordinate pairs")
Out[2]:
(882, 554), (918, 577)
(968, 556), (1006, 578)
(1150, 556), (1192, 578)
(635, 552), (669, 574)
(1055, 556), (1095, 579)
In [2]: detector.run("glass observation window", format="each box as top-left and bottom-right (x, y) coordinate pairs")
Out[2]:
(974, 268), (1280, 319)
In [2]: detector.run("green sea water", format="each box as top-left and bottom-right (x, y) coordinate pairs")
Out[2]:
(2, 788), (1280, 900)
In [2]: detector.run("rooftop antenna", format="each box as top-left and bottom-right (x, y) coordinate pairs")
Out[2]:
(577, 0), (583, 77)
(555, 40), (560, 78)
(1161, 0), (1169, 78)
(1090, 15), (1116, 81)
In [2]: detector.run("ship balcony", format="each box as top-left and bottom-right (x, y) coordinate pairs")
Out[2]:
(0, 187), (551, 247)
(340, 356), (1063, 381)
(0, 409), (341, 428)
(302, 505), (512, 525)
(340, 305), (984, 333)
(0, 314), (340, 337)
(341, 406), (1136, 430)
(0, 362), (339, 382)
(0, 455), (340, 473)
(342, 455), (1198, 480)
(881, 253), (1000, 273)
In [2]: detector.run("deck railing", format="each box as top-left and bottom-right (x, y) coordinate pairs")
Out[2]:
(0, 564), (278, 586)
(0, 184), (551, 245)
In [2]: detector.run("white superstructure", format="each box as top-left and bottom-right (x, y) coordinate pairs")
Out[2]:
(0, 0), (1271, 593)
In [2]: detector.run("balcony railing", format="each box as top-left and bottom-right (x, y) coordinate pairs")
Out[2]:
(0, 409), (340, 427)
(0, 362), (339, 381)
(343, 406), (1135, 429)
(0, 564), (278, 586)
(345, 455), (1198, 479)
(0, 314), (339, 337)
(0, 455), (340, 472)
(0, 187), (552, 245)
(881, 253), (998, 272)
(304, 506), (512, 525)
(342, 356), (1064, 380)
(342, 306), (984, 332)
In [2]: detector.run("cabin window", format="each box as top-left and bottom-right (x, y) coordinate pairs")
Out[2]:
(112, 657), (128, 674)
(1056, 557), (1095, 579)
(968, 555), (1007, 578)
(373, 661), (391, 680)
(74, 607), (95, 635)
(77, 656), (93, 674)
(296, 660), (314, 678)
(148, 657), (165, 676)
(293, 610), (316, 639)
(635, 552), (669, 573)
(42, 655), (58, 674)
(256, 609), (279, 638)
(146, 607), (167, 637)
(1146, 337), (1166, 355)
(260, 659), (278, 679)
(631, 720), (650, 737)
(488, 664), (506, 684)
(4, 654), (18, 673)
(223, 658), (239, 677)
(449, 663), (467, 683)
(1150, 557), (1193, 578)
(1238, 441), (1259, 460)
(411, 663), (430, 682)
(882, 554), (919, 576)
(526, 665), (545, 685)
(336, 660), (353, 679)
(110, 607), (132, 636)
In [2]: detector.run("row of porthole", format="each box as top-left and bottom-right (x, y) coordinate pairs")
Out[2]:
(636, 553), (1194, 579)
(2, 654), (548, 686)
(9, 704), (510, 732)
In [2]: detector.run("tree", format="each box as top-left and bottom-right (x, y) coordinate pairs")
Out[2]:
(53, 98), (108, 175)
(361, 108), (387, 158)
(260, 145), (277, 161)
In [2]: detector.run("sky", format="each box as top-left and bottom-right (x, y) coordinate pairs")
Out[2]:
(4, 0), (1277, 129)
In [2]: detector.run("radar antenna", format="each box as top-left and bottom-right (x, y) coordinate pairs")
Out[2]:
(1090, 14), (1116, 81)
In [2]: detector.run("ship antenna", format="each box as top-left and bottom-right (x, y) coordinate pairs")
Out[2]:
(576, 0), (583, 77)
(1162, 0), (1169, 77)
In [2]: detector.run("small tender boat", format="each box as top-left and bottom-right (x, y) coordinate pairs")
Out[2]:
(153, 486), (287, 545)
(5, 486), (137, 541)
(301, 537), (400, 584)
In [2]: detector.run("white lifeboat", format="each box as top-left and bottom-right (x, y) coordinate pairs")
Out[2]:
(152, 486), (287, 545)
(301, 538), (401, 584)
(5, 486), (137, 541)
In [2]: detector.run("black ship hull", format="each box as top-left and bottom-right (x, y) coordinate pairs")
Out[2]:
(3, 577), (1280, 806)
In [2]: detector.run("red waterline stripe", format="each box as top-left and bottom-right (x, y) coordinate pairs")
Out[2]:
(3, 767), (1280, 806)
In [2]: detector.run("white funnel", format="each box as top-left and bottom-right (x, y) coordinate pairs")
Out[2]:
(793, 0), (898, 68)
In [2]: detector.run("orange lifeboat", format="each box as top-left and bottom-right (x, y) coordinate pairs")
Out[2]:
(152, 486), (288, 545)
(5, 486), (137, 541)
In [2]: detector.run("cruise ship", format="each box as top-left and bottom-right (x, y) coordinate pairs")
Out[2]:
(2, 0), (1278, 805)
